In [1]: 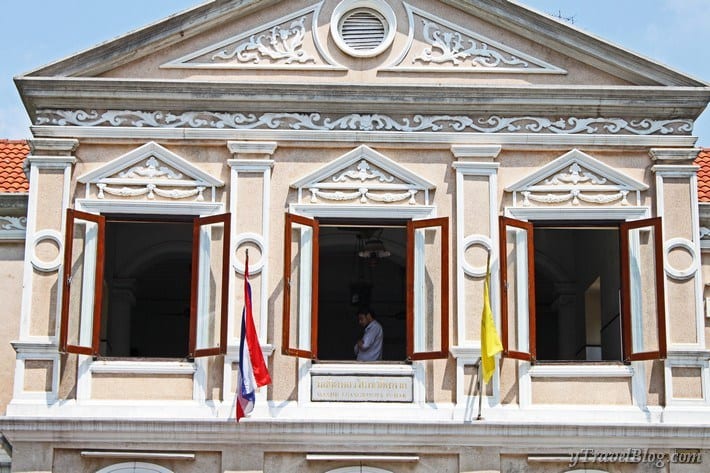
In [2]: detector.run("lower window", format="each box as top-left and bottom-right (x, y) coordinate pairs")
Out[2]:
(102, 217), (193, 358)
(499, 216), (666, 363)
(282, 213), (450, 362)
(59, 209), (230, 359)
(317, 223), (407, 361)
(533, 224), (621, 361)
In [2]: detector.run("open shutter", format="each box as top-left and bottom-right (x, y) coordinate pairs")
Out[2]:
(621, 217), (666, 361)
(59, 209), (104, 356)
(189, 213), (230, 358)
(406, 217), (449, 360)
(499, 216), (535, 362)
(282, 213), (319, 359)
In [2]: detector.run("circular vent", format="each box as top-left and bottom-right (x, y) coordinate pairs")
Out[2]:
(339, 9), (386, 52)
(331, 0), (396, 58)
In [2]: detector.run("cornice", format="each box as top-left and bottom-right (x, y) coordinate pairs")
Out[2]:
(16, 78), (710, 119)
(2, 418), (710, 447)
(28, 126), (700, 148)
(0, 194), (29, 210)
(29, 138), (79, 155)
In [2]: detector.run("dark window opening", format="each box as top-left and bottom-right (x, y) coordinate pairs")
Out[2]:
(316, 223), (407, 361)
(102, 217), (193, 358)
(533, 224), (622, 362)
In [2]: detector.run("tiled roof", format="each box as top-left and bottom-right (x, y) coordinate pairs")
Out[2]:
(696, 148), (710, 202)
(0, 140), (29, 193)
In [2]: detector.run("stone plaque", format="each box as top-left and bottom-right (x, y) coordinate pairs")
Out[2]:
(311, 375), (413, 402)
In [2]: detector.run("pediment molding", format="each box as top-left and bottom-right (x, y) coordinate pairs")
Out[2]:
(505, 148), (648, 207)
(77, 142), (223, 202)
(291, 145), (435, 205)
(162, 2), (343, 71)
(384, 3), (566, 74)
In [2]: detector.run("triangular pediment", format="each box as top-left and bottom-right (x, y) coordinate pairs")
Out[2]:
(22, 0), (703, 88)
(77, 142), (223, 202)
(291, 145), (435, 205)
(505, 149), (648, 207)
(384, 3), (565, 73)
(162, 2), (343, 71)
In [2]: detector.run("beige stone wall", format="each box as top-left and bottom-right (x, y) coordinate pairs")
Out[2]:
(53, 449), (222, 473)
(53, 140), (676, 408)
(531, 377), (633, 405)
(671, 366), (704, 400)
(263, 452), (458, 473)
(15, 122), (686, 413)
(91, 373), (194, 400)
(0, 242), (24, 414)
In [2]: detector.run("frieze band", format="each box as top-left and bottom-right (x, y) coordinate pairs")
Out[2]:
(35, 109), (694, 135)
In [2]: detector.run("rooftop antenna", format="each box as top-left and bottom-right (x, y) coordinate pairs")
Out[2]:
(551, 9), (575, 24)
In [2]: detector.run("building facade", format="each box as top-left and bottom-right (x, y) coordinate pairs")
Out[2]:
(2, 0), (710, 472)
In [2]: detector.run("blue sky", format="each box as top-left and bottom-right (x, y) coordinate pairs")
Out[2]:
(1, 0), (708, 144)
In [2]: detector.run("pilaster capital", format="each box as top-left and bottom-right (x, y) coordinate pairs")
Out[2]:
(649, 148), (700, 164)
(227, 141), (277, 157)
(651, 164), (699, 177)
(25, 155), (77, 169)
(450, 144), (501, 161)
(29, 138), (79, 155)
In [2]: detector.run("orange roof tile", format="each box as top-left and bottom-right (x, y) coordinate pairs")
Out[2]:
(0, 140), (29, 193)
(696, 148), (710, 203)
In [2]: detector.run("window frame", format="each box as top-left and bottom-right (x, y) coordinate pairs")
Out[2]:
(59, 208), (231, 359)
(189, 212), (231, 358)
(498, 215), (667, 364)
(498, 216), (535, 362)
(406, 217), (450, 361)
(282, 212), (449, 362)
(620, 216), (666, 361)
(59, 209), (105, 356)
(282, 212), (320, 359)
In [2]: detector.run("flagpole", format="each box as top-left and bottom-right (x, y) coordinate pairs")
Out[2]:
(476, 357), (483, 420)
(477, 252), (492, 421)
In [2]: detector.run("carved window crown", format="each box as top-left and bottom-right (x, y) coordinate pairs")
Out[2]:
(290, 145), (434, 206)
(505, 148), (648, 208)
(76, 141), (224, 203)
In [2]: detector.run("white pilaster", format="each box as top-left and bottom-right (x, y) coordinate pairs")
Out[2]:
(451, 145), (501, 410)
(226, 141), (277, 408)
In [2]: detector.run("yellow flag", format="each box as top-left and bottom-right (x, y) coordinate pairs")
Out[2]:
(481, 264), (503, 384)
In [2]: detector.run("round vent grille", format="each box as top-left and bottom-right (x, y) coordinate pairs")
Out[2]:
(339, 9), (387, 52)
(331, 0), (397, 58)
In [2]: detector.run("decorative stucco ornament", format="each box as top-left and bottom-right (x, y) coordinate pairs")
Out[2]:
(36, 110), (694, 136)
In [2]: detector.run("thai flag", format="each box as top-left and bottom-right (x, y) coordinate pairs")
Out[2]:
(236, 253), (271, 421)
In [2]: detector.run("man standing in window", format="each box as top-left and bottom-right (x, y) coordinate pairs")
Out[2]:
(354, 308), (383, 361)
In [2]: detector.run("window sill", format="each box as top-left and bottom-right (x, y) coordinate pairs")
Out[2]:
(89, 359), (196, 375)
(528, 363), (633, 378)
